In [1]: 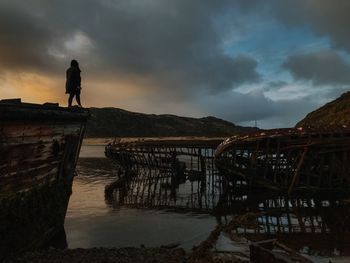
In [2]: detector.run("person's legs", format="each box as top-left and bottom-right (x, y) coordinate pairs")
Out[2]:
(76, 93), (82, 106)
(68, 93), (74, 107)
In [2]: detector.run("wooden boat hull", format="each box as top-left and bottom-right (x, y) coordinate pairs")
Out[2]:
(0, 179), (72, 257)
(215, 127), (350, 194)
(0, 100), (89, 259)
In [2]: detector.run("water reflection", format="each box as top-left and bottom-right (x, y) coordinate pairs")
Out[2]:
(104, 160), (350, 258)
(64, 145), (350, 260)
(66, 153), (216, 249)
(219, 193), (350, 257)
(105, 167), (224, 213)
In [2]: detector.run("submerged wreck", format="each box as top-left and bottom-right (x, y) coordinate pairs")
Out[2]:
(106, 127), (350, 195)
(103, 128), (350, 261)
(105, 137), (223, 171)
(215, 127), (350, 194)
(0, 99), (89, 259)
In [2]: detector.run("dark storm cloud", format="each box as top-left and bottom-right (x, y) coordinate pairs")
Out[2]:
(272, 0), (350, 52)
(232, 0), (350, 52)
(198, 90), (318, 128)
(283, 50), (350, 86)
(0, 0), (260, 94)
(0, 5), (54, 72)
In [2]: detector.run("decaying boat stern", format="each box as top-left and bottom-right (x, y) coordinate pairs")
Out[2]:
(0, 99), (89, 259)
(215, 127), (350, 194)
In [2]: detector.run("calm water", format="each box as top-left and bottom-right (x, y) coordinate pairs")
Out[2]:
(65, 145), (216, 250)
(65, 144), (350, 262)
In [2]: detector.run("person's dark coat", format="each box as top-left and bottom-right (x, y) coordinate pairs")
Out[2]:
(65, 66), (81, 94)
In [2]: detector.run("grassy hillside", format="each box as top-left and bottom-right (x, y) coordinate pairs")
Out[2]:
(296, 91), (350, 127)
(85, 107), (256, 137)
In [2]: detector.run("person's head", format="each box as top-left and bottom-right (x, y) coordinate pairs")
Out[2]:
(71, 59), (79, 67)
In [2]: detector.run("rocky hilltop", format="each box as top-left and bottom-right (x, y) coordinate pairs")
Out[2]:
(296, 91), (350, 127)
(85, 107), (256, 138)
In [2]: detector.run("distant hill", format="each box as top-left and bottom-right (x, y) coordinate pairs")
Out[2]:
(85, 107), (257, 137)
(296, 91), (350, 127)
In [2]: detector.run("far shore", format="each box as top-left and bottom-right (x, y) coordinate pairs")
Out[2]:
(83, 136), (228, 146)
(83, 138), (113, 146)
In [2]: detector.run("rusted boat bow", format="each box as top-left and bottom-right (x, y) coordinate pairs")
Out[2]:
(215, 127), (350, 194)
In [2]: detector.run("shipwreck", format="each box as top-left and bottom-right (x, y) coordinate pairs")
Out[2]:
(215, 127), (350, 194)
(0, 99), (89, 259)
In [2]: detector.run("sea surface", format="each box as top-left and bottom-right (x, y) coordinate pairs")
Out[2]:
(64, 143), (350, 262)
(65, 145), (216, 250)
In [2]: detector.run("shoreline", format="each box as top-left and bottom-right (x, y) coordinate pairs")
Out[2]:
(4, 246), (247, 263)
(82, 136), (227, 146)
(5, 247), (187, 263)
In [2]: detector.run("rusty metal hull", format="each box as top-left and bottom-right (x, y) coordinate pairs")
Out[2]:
(215, 127), (350, 194)
(0, 100), (89, 259)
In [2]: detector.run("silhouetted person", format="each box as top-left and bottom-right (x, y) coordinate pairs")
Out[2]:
(66, 59), (82, 107)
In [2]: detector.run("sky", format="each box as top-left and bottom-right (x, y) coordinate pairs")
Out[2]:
(1, 0), (350, 128)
